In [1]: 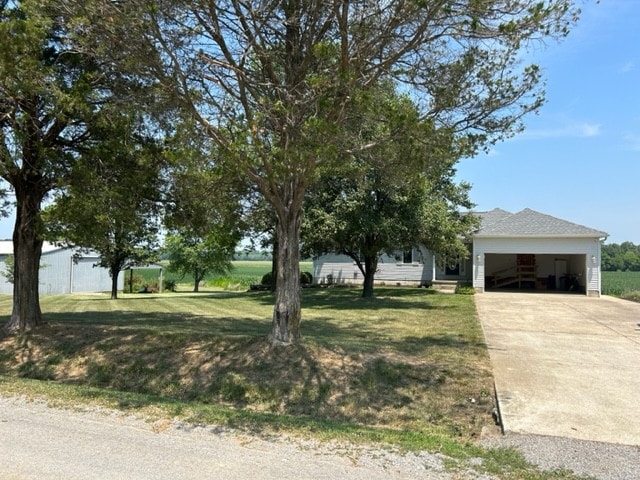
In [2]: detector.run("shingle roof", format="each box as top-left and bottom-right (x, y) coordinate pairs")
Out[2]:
(475, 208), (513, 230)
(474, 208), (608, 238)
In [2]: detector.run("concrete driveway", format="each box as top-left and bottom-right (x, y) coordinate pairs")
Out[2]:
(475, 292), (640, 446)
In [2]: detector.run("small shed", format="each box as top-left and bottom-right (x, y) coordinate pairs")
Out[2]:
(0, 241), (122, 296)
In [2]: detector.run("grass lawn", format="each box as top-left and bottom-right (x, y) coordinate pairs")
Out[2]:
(0, 288), (584, 479)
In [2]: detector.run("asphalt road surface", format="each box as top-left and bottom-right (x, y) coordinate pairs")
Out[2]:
(0, 397), (454, 480)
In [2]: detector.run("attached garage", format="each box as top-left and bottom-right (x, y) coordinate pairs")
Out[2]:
(472, 209), (607, 296)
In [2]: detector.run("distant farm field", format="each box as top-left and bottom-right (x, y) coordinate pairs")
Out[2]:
(601, 271), (640, 298)
(130, 260), (313, 292)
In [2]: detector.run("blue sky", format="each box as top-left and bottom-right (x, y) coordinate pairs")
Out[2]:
(456, 0), (640, 244)
(1, 1), (638, 244)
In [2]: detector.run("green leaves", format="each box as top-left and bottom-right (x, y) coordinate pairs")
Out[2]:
(302, 82), (478, 297)
(165, 231), (238, 291)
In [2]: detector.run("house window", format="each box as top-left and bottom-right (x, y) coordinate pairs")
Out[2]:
(403, 249), (413, 264)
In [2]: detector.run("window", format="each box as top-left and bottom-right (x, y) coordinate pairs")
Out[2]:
(403, 249), (413, 264)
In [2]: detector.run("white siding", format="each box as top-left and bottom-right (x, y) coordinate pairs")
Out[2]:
(473, 237), (602, 296)
(313, 247), (434, 286)
(71, 256), (120, 293)
(39, 249), (73, 295)
(0, 248), (123, 296)
(0, 257), (11, 294)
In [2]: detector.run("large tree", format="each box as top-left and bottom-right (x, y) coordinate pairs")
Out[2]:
(163, 120), (246, 293)
(85, 0), (579, 344)
(43, 113), (165, 300)
(303, 83), (477, 297)
(0, 0), (157, 331)
(165, 231), (239, 292)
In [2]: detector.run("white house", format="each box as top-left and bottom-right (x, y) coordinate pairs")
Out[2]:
(0, 241), (123, 296)
(312, 208), (608, 296)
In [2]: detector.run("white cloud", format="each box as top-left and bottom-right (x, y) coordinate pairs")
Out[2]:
(619, 61), (635, 74)
(521, 122), (602, 140)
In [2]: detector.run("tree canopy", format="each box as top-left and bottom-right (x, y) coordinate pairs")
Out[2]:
(302, 82), (477, 297)
(3, 0), (581, 341)
(602, 242), (640, 272)
(0, 0), (159, 331)
(43, 112), (165, 299)
(165, 231), (239, 292)
(99, 0), (578, 345)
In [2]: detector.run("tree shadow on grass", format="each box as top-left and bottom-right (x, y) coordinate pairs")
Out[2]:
(43, 311), (271, 337)
(300, 287), (449, 311)
(300, 316), (486, 355)
(58, 287), (448, 313)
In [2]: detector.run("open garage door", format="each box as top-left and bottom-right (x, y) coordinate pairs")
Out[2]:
(484, 253), (587, 293)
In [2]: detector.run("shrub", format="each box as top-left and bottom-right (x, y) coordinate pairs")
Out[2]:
(124, 274), (146, 293)
(455, 283), (476, 295)
(164, 279), (177, 292)
(300, 271), (313, 285)
(262, 271), (313, 286)
(261, 271), (273, 286)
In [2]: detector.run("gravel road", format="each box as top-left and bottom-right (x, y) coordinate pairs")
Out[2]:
(481, 433), (640, 480)
(2, 396), (639, 480)
(0, 396), (472, 480)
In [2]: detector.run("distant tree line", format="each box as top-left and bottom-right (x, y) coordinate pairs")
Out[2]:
(602, 242), (640, 271)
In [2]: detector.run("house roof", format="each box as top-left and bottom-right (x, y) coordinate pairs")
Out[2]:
(474, 208), (608, 238)
(0, 241), (64, 255)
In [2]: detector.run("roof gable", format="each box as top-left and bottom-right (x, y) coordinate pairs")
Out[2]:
(475, 208), (607, 238)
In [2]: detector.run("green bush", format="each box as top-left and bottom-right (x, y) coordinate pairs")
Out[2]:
(164, 279), (177, 292)
(261, 271), (273, 286)
(123, 274), (146, 293)
(261, 271), (312, 286)
(455, 283), (476, 295)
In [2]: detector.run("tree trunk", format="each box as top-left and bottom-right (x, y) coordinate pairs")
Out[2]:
(4, 188), (45, 334)
(361, 255), (379, 298)
(110, 268), (120, 300)
(268, 208), (301, 346)
(270, 231), (279, 293)
(193, 268), (202, 292)
(109, 259), (126, 299)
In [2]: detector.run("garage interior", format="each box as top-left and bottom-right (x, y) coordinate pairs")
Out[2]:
(484, 253), (586, 292)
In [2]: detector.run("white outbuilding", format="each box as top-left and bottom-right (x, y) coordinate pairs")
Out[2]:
(0, 241), (122, 296)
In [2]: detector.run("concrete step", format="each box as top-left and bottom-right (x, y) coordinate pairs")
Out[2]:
(432, 281), (458, 294)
